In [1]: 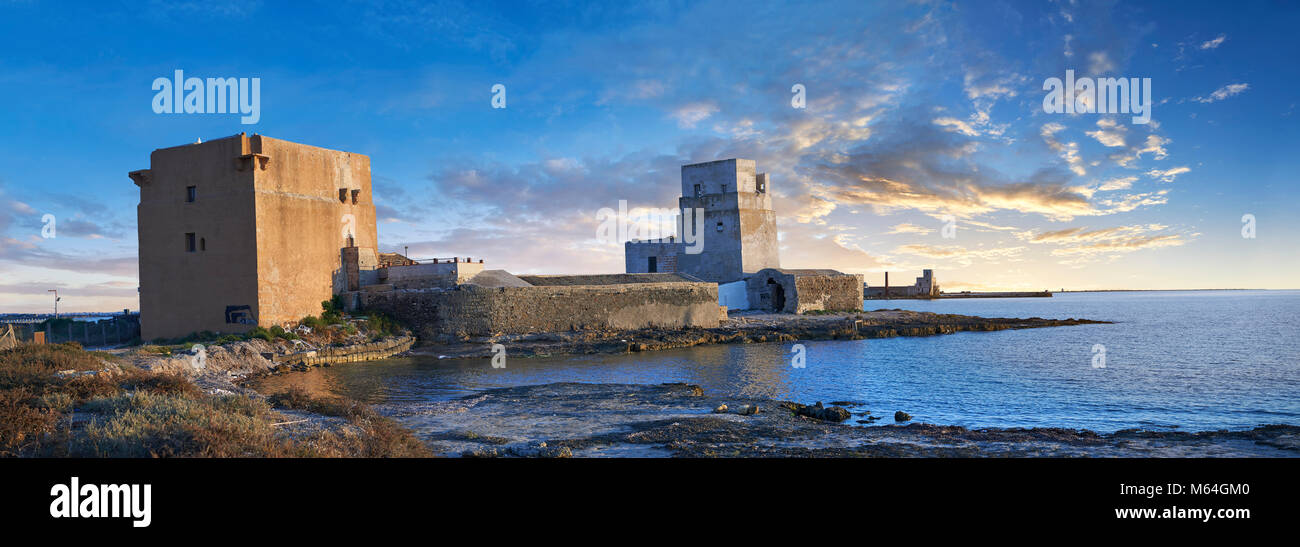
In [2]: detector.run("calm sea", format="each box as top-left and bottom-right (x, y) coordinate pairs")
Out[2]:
(280, 290), (1300, 432)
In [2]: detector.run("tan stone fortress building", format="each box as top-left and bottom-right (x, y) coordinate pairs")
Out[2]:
(130, 135), (720, 340)
(131, 136), (862, 341)
(131, 134), (378, 339)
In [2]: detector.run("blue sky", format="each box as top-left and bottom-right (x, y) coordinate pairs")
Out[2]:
(1, 0), (1297, 312)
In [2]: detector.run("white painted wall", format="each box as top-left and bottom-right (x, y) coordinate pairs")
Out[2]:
(717, 280), (750, 311)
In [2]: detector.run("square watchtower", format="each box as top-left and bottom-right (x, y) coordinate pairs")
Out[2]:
(674, 159), (780, 283)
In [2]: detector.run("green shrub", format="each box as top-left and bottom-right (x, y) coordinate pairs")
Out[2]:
(300, 315), (328, 331)
(320, 296), (346, 324)
(362, 312), (402, 339)
(138, 345), (170, 355)
(269, 325), (298, 340)
(245, 327), (274, 342)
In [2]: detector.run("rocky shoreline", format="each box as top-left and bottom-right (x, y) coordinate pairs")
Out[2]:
(89, 316), (1300, 458)
(393, 382), (1299, 457)
(408, 309), (1111, 359)
(91, 310), (1298, 458)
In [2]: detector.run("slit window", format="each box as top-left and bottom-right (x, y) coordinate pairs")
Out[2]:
(186, 186), (196, 202)
(185, 233), (196, 252)
(338, 188), (348, 203)
(199, 237), (206, 251)
(351, 189), (360, 204)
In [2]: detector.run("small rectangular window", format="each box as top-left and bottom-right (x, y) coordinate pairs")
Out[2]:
(693, 184), (702, 198)
(186, 186), (196, 202)
(185, 233), (196, 252)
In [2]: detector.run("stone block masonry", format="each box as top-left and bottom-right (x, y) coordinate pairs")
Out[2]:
(131, 134), (377, 340)
(269, 335), (415, 368)
(359, 282), (720, 340)
(747, 268), (864, 314)
(794, 274), (865, 313)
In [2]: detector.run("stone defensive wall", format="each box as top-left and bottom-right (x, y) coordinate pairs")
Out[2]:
(358, 281), (720, 340)
(267, 334), (414, 368)
(517, 273), (702, 285)
(794, 273), (865, 312)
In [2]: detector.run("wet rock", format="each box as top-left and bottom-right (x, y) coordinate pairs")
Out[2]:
(781, 401), (851, 422)
(463, 444), (573, 458)
(507, 445), (573, 458)
(895, 411), (912, 422)
(660, 382), (704, 396)
(735, 404), (759, 416)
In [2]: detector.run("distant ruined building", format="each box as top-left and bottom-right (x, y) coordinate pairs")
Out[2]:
(864, 269), (941, 299)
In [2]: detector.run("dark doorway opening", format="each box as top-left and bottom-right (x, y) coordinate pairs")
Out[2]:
(647, 256), (657, 272)
(767, 278), (786, 312)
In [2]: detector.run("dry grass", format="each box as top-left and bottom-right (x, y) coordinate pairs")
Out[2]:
(1, 343), (431, 458)
(266, 386), (431, 457)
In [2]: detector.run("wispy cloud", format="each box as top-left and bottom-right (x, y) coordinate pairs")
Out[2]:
(1086, 118), (1127, 148)
(892, 243), (1025, 266)
(1194, 83), (1249, 103)
(670, 102), (719, 128)
(1147, 166), (1191, 182)
(887, 222), (936, 235)
(1017, 223), (1190, 264)
(1041, 123), (1086, 176)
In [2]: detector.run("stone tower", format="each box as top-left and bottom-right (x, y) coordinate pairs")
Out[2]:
(130, 134), (377, 340)
(673, 159), (780, 283)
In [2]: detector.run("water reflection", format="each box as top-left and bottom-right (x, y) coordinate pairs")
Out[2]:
(253, 291), (1300, 432)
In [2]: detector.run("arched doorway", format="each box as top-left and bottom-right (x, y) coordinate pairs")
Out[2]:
(767, 278), (786, 312)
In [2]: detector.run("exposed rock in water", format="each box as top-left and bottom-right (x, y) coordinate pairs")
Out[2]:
(714, 403), (760, 416)
(388, 382), (1300, 457)
(781, 401), (852, 422)
(895, 411), (912, 422)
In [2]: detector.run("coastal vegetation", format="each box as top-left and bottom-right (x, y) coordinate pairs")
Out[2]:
(141, 298), (410, 356)
(0, 341), (429, 457)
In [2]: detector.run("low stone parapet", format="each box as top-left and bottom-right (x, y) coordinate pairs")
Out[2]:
(269, 335), (414, 368)
(360, 282), (720, 339)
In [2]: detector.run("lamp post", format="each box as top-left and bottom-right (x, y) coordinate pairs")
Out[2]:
(48, 289), (60, 318)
